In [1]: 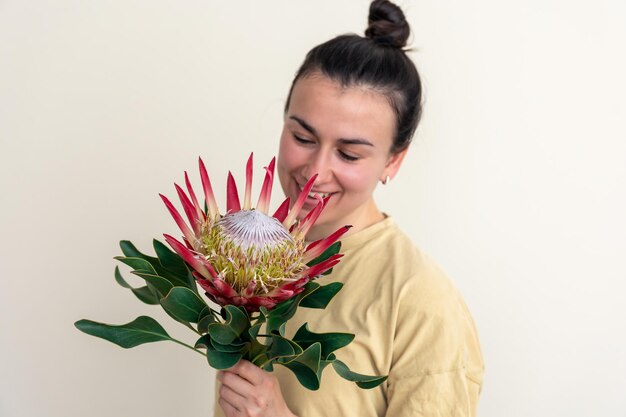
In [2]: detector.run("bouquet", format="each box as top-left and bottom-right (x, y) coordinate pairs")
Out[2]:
(75, 154), (386, 391)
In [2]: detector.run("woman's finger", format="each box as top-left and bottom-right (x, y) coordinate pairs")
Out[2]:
(220, 369), (255, 396)
(229, 360), (265, 385)
(218, 395), (240, 417)
(219, 382), (246, 408)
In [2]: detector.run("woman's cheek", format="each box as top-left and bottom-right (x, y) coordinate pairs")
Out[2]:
(279, 139), (304, 169)
(339, 166), (375, 192)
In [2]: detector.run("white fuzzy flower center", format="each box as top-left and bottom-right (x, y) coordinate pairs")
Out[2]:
(216, 210), (294, 252)
(198, 210), (305, 294)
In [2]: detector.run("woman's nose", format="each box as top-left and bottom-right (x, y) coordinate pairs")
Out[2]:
(304, 150), (333, 184)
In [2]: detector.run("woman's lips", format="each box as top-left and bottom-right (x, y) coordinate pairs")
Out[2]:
(296, 181), (336, 209)
(303, 194), (321, 208)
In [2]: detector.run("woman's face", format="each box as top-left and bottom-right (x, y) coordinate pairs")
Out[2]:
(277, 73), (406, 240)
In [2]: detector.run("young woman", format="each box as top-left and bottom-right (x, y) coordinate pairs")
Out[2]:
(215, 1), (484, 416)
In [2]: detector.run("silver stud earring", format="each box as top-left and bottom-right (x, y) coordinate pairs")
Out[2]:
(381, 175), (390, 185)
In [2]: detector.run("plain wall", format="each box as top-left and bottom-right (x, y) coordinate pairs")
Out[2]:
(1, 1), (625, 416)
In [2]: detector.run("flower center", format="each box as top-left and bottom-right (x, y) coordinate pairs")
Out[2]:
(200, 210), (305, 294)
(216, 210), (294, 253)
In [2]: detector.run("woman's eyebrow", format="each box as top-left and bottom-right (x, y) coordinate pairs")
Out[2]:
(289, 116), (374, 146)
(337, 138), (374, 146)
(289, 116), (317, 136)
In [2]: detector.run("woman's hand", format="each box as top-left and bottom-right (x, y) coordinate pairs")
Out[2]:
(217, 360), (296, 417)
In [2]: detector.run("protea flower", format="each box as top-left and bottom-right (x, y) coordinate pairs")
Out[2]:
(160, 154), (350, 312)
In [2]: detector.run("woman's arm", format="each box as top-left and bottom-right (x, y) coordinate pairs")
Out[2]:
(385, 266), (484, 417)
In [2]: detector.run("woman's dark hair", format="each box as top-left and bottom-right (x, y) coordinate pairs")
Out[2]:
(285, 0), (422, 154)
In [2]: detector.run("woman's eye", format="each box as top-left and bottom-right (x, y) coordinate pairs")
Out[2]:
(338, 150), (359, 162)
(293, 134), (313, 144)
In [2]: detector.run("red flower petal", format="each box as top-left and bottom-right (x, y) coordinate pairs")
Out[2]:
(292, 194), (324, 239)
(276, 277), (309, 293)
(175, 183), (201, 236)
(198, 157), (219, 219)
(243, 153), (253, 210)
(256, 157), (276, 214)
(272, 197), (291, 222)
(246, 296), (278, 310)
(304, 225), (352, 263)
(163, 234), (217, 279)
(302, 253), (343, 278)
(197, 277), (219, 296)
(226, 171), (241, 213)
(160, 194), (196, 246)
(283, 174), (318, 227)
(212, 277), (239, 298)
(185, 171), (206, 222)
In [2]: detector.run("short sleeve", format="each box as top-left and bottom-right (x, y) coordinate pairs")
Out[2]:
(385, 260), (484, 417)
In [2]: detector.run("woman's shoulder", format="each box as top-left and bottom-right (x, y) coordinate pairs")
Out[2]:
(340, 215), (418, 257)
(336, 216), (460, 305)
(329, 216), (484, 396)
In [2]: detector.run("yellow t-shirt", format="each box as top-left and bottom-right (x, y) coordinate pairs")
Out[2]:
(214, 217), (484, 416)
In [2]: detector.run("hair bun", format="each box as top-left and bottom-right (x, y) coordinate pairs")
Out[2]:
(365, 0), (410, 48)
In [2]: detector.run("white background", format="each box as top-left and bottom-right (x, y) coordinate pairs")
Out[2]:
(1, 1), (625, 416)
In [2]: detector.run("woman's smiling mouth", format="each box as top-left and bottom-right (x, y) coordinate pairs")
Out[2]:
(296, 181), (336, 206)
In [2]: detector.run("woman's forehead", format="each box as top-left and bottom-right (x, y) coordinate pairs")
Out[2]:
(287, 76), (396, 148)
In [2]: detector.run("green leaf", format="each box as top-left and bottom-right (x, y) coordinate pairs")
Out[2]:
(318, 357), (335, 376)
(153, 240), (197, 292)
(248, 339), (269, 365)
(153, 239), (189, 278)
(269, 294), (300, 317)
(207, 348), (244, 369)
(114, 267), (159, 305)
(331, 360), (388, 389)
(120, 241), (160, 264)
(268, 334), (302, 360)
(131, 286), (160, 305)
(160, 287), (208, 323)
(208, 324), (239, 345)
(300, 281), (322, 297)
(118, 240), (195, 290)
(293, 323), (354, 359)
(258, 306), (269, 320)
(207, 305), (249, 345)
(248, 322), (262, 338)
(114, 256), (158, 275)
(266, 283), (320, 334)
(290, 342), (321, 373)
(212, 339), (248, 353)
(195, 334), (211, 349)
(114, 266), (133, 289)
(281, 361), (320, 390)
(158, 272), (196, 292)
(265, 298), (296, 334)
(131, 271), (174, 297)
(280, 343), (322, 390)
(74, 316), (171, 348)
(197, 308), (217, 334)
(195, 335), (247, 353)
(300, 282), (343, 309)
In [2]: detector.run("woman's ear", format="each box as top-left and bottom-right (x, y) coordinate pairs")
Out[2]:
(381, 148), (408, 182)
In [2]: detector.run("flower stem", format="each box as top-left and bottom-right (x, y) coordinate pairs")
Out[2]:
(169, 337), (206, 357)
